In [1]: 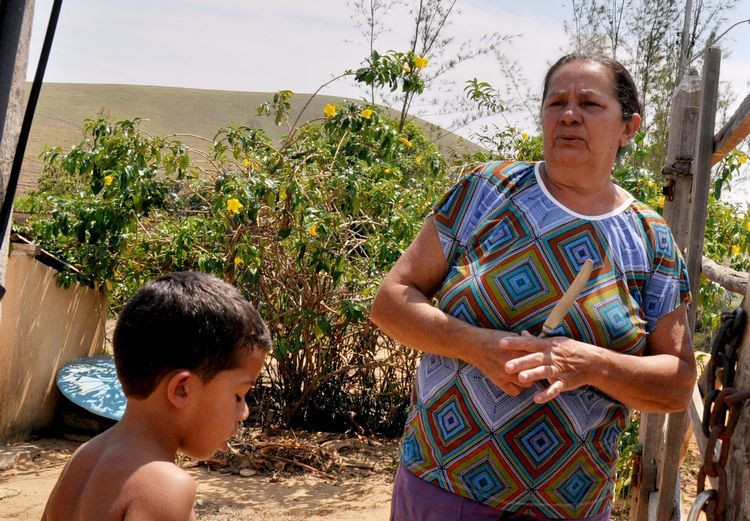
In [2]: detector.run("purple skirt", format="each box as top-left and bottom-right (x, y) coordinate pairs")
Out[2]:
(390, 465), (611, 521)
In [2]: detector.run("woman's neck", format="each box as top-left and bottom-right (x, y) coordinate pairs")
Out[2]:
(540, 161), (626, 216)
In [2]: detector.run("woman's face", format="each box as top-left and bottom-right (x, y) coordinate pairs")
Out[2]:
(541, 60), (640, 171)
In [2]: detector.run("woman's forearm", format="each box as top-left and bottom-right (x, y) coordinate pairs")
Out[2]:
(370, 280), (513, 365)
(588, 348), (694, 412)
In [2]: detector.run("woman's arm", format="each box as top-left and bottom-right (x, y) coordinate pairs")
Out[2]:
(499, 304), (696, 412)
(370, 216), (529, 396)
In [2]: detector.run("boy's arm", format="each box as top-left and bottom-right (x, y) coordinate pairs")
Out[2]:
(123, 462), (197, 521)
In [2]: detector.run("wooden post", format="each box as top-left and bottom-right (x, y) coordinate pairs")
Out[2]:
(686, 47), (721, 329)
(656, 46), (722, 521)
(631, 60), (704, 521)
(662, 67), (701, 247)
(725, 283), (750, 521)
(0, 0), (35, 313)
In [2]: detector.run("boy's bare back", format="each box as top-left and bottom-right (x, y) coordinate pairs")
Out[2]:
(42, 426), (196, 521)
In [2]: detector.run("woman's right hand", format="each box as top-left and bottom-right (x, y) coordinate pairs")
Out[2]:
(465, 328), (532, 397)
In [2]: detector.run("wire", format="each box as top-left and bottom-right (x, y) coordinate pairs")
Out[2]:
(689, 17), (750, 64)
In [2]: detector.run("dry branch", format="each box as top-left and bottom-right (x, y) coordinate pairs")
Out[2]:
(702, 255), (749, 295)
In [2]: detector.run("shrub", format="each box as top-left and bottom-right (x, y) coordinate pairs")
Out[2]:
(22, 107), (450, 434)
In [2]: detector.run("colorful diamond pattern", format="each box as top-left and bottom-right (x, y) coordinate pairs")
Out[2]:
(403, 161), (690, 518)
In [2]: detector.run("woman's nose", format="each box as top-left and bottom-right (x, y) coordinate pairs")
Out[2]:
(240, 401), (249, 421)
(560, 103), (582, 124)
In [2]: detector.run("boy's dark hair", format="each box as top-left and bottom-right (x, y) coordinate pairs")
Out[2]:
(113, 271), (272, 398)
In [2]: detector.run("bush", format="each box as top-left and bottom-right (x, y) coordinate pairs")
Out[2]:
(22, 107), (451, 435)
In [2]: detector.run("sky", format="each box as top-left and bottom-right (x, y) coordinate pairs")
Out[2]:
(25, 0), (750, 202)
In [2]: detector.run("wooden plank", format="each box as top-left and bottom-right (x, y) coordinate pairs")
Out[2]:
(687, 382), (719, 490)
(663, 67), (701, 248)
(686, 47), (721, 329)
(712, 91), (750, 165)
(726, 284), (750, 521)
(633, 413), (665, 521)
(0, 0), (35, 314)
(656, 412), (688, 521)
(656, 46), (722, 521)
(634, 55), (704, 521)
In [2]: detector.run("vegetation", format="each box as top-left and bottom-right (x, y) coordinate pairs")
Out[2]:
(21, 97), (454, 434)
(11, 1), (750, 508)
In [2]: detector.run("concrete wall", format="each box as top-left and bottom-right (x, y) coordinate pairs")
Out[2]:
(0, 244), (106, 443)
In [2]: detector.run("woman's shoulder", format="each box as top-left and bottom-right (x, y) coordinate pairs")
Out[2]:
(626, 198), (671, 228)
(465, 160), (537, 191)
(624, 199), (681, 257)
(470, 159), (535, 179)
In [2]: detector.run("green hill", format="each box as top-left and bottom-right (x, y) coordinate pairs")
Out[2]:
(18, 83), (484, 195)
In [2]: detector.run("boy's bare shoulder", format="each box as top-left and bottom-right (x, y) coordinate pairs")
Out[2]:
(43, 435), (197, 521)
(123, 461), (197, 521)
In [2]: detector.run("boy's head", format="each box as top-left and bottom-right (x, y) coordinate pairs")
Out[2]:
(113, 271), (272, 399)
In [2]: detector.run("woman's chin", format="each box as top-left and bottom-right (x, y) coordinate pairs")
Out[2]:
(546, 150), (591, 168)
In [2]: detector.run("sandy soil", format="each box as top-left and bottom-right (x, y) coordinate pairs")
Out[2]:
(0, 436), (397, 521)
(0, 430), (707, 521)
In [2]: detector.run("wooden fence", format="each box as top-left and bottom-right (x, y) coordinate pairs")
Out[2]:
(630, 47), (750, 521)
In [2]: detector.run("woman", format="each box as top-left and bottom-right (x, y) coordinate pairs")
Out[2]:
(370, 54), (696, 521)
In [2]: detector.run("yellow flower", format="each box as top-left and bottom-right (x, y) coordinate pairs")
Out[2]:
(361, 108), (373, 120)
(103, 175), (113, 186)
(415, 155), (423, 165)
(384, 168), (392, 174)
(402, 62), (412, 73)
(414, 56), (428, 70)
(739, 154), (748, 164)
(521, 133), (528, 141)
(731, 245), (741, 256)
(243, 159), (250, 167)
(234, 256), (244, 266)
(745, 221), (750, 233)
(307, 223), (319, 236)
(657, 196), (665, 207)
(323, 103), (337, 118)
(399, 136), (413, 148)
(227, 198), (244, 214)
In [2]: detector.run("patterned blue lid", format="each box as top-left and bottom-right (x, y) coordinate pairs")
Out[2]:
(56, 355), (126, 421)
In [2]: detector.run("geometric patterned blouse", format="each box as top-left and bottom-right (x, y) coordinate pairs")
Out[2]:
(400, 161), (690, 519)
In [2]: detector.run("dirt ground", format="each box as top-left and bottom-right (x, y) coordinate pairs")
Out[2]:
(0, 430), (706, 521)
(0, 434), (398, 521)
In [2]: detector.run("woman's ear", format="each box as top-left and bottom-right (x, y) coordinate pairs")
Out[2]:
(620, 113), (642, 147)
(165, 370), (196, 409)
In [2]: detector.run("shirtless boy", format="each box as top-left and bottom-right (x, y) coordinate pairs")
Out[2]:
(42, 272), (272, 521)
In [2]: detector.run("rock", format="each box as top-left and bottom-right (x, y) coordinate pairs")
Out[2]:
(239, 469), (257, 477)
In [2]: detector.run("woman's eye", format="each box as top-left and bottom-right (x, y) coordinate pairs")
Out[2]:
(235, 394), (243, 403)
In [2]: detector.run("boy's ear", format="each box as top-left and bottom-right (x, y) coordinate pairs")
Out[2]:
(165, 370), (198, 409)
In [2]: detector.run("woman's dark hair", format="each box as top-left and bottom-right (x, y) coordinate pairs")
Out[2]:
(542, 53), (643, 121)
(113, 271), (272, 398)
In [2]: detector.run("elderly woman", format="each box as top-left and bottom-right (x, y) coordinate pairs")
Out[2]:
(370, 54), (696, 521)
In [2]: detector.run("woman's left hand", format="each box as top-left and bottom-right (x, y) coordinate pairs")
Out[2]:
(498, 331), (598, 404)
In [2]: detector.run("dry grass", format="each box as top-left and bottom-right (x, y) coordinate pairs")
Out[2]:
(18, 82), (484, 196)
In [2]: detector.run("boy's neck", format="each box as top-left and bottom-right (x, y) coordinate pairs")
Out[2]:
(114, 399), (182, 461)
